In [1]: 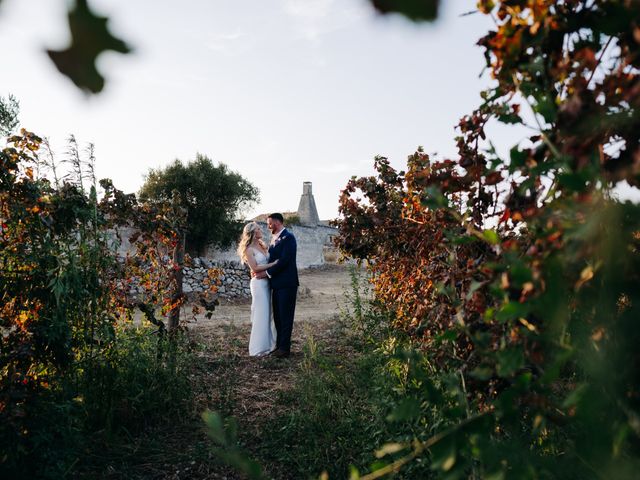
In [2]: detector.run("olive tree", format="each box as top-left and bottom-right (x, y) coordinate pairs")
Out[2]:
(139, 154), (258, 256)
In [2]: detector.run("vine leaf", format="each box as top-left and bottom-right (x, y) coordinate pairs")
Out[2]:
(369, 0), (440, 22)
(46, 0), (131, 94)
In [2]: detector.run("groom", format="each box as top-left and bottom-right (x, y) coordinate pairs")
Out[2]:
(255, 213), (298, 358)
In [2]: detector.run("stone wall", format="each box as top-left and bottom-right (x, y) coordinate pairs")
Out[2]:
(206, 221), (337, 268)
(183, 258), (251, 298)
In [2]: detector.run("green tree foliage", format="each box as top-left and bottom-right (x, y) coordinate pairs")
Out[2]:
(139, 154), (259, 256)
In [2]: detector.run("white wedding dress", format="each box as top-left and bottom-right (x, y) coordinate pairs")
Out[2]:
(248, 248), (276, 356)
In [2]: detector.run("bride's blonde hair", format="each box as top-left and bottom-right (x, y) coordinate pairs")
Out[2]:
(237, 222), (266, 264)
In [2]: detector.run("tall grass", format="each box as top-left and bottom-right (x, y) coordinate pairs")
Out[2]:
(2, 327), (196, 480)
(255, 336), (392, 479)
(245, 266), (420, 479)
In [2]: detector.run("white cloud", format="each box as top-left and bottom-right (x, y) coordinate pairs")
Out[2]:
(312, 162), (353, 174)
(204, 30), (250, 56)
(281, 0), (370, 42)
(283, 0), (335, 19)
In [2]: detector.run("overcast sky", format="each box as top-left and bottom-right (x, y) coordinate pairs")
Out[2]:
(2, 0), (637, 219)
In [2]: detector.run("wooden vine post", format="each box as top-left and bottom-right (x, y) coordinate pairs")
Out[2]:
(168, 191), (187, 334)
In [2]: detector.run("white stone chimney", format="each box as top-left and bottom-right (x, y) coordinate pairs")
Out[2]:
(297, 181), (320, 226)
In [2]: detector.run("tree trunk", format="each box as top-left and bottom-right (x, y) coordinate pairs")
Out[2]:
(169, 230), (185, 333)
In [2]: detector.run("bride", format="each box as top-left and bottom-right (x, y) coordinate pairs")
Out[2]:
(237, 222), (278, 356)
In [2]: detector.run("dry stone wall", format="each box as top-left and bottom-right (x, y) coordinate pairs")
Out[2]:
(183, 258), (251, 298)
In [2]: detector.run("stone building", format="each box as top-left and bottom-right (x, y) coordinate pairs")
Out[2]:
(208, 181), (337, 268)
(297, 181), (320, 226)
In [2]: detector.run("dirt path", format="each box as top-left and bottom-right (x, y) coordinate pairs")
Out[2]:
(183, 265), (357, 478)
(195, 264), (354, 328)
(191, 264), (354, 407)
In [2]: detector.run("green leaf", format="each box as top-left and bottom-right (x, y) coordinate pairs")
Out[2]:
(540, 348), (574, 385)
(435, 330), (457, 343)
(387, 397), (422, 422)
(466, 280), (485, 300)
(430, 436), (456, 472)
(0, 94), (20, 136)
(216, 450), (263, 480)
(421, 186), (449, 209)
(557, 170), (592, 192)
(496, 348), (524, 378)
(469, 366), (493, 381)
(450, 234), (477, 245)
(509, 262), (532, 287)
(562, 383), (589, 409)
(349, 465), (361, 480)
(514, 372), (532, 391)
(494, 387), (518, 419)
(369, 460), (388, 471)
(46, 0), (131, 93)
(203, 411), (263, 479)
(482, 229), (500, 245)
(533, 94), (556, 123)
(495, 301), (529, 322)
(369, 0), (440, 22)
(202, 410), (227, 445)
(482, 307), (495, 322)
(509, 146), (528, 169)
(497, 112), (522, 124)
(226, 417), (239, 444)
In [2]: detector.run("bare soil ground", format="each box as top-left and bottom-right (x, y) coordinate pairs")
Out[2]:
(185, 264), (357, 479)
(195, 263), (354, 328)
(190, 264), (355, 421)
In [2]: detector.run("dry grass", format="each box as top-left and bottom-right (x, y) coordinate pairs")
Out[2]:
(74, 316), (351, 479)
(192, 316), (345, 428)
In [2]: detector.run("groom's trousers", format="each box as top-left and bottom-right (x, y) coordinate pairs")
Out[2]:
(272, 286), (297, 352)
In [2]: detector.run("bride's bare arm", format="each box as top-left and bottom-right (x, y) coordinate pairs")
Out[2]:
(251, 259), (278, 273)
(244, 250), (278, 273)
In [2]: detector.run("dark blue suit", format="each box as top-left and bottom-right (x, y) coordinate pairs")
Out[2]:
(266, 228), (299, 352)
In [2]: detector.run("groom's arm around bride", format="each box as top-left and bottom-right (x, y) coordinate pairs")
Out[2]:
(265, 232), (298, 289)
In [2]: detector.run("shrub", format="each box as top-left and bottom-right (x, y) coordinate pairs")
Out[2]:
(335, 1), (640, 477)
(0, 131), (198, 478)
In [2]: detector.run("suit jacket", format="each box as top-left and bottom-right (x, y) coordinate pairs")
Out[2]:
(266, 228), (299, 290)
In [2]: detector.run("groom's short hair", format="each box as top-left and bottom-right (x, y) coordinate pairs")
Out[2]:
(268, 213), (284, 223)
